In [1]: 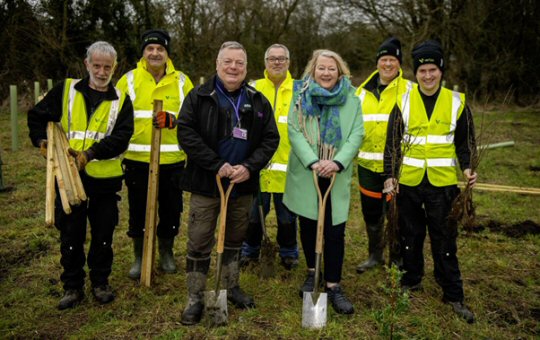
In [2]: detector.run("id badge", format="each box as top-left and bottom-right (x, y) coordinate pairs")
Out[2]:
(232, 127), (248, 140)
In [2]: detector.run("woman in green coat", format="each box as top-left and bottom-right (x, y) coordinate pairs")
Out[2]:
(283, 49), (364, 314)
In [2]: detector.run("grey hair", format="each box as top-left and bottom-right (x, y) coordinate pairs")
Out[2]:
(217, 41), (247, 60)
(86, 41), (117, 64)
(264, 44), (290, 60)
(302, 49), (350, 79)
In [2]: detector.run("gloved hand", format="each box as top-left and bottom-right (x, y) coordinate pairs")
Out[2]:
(39, 139), (48, 159)
(153, 111), (177, 129)
(68, 148), (91, 171)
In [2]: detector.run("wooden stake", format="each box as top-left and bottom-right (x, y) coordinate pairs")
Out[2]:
(459, 182), (540, 195)
(52, 143), (71, 214)
(55, 124), (86, 201)
(45, 123), (56, 226)
(141, 100), (163, 287)
(53, 126), (79, 206)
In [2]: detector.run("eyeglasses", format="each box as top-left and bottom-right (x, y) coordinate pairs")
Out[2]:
(266, 57), (289, 64)
(219, 59), (247, 68)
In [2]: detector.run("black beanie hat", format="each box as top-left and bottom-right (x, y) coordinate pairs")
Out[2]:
(412, 40), (444, 74)
(141, 29), (170, 54)
(376, 37), (402, 64)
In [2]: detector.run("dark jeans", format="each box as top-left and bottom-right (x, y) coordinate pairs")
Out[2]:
(398, 176), (464, 302)
(124, 162), (183, 239)
(299, 178), (346, 284)
(242, 192), (298, 259)
(55, 192), (119, 290)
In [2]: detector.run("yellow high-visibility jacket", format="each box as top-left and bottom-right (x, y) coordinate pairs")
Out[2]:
(398, 84), (466, 186)
(250, 70), (294, 193)
(355, 69), (412, 173)
(61, 78), (127, 178)
(117, 58), (193, 164)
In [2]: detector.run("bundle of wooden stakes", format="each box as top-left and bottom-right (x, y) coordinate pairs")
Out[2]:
(45, 122), (87, 226)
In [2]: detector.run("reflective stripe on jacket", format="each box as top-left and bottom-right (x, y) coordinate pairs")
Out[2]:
(61, 78), (126, 178)
(250, 70), (294, 193)
(398, 84), (465, 186)
(117, 58), (194, 164)
(355, 69), (412, 173)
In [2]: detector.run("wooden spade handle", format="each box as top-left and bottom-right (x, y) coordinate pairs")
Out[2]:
(216, 175), (234, 254)
(312, 171), (336, 254)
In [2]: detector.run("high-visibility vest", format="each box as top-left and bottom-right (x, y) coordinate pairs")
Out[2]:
(61, 78), (126, 178)
(250, 70), (294, 193)
(355, 69), (412, 173)
(398, 84), (465, 186)
(117, 58), (193, 164)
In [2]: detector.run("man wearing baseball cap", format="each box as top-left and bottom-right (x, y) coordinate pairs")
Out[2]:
(355, 37), (412, 274)
(117, 29), (194, 279)
(384, 39), (477, 323)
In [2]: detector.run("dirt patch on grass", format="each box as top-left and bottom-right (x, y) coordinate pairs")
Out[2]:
(0, 239), (50, 281)
(464, 219), (540, 238)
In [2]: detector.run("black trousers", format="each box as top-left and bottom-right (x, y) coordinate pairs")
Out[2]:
(299, 178), (346, 284)
(124, 162), (184, 239)
(55, 191), (119, 290)
(397, 176), (464, 302)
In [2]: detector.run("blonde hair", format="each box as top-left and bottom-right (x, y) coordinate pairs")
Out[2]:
(302, 49), (350, 79)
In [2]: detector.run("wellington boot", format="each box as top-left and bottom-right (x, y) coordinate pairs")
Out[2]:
(356, 251), (384, 274)
(222, 248), (256, 309)
(159, 237), (177, 273)
(128, 238), (143, 280)
(181, 259), (209, 325)
(357, 222), (385, 274)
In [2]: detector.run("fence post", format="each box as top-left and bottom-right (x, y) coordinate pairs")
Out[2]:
(199, 77), (205, 85)
(10, 85), (19, 152)
(441, 80), (446, 88)
(453, 84), (459, 91)
(34, 81), (41, 104)
(47, 79), (53, 91)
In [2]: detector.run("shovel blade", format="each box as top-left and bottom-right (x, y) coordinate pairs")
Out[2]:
(204, 289), (228, 327)
(302, 291), (327, 329)
(260, 257), (275, 278)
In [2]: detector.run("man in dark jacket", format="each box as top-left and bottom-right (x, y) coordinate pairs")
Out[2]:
(177, 41), (279, 325)
(28, 41), (134, 310)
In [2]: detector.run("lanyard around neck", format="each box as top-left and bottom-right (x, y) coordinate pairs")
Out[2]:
(217, 85), (244, 123)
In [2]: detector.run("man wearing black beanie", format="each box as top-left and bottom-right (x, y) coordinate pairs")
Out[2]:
(355, 37), (412, 274)
(117, 29), (194, 279)
(383, 39), (478, 323)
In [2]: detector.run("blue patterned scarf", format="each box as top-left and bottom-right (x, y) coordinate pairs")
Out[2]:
(295, 76), (351, 158)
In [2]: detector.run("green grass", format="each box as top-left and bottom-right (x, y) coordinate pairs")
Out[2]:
(0, 109), (538, 339)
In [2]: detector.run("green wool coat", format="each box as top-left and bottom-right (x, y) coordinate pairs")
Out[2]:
(283, 80), (364, 225)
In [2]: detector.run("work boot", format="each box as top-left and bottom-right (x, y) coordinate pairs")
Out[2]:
(159, 237), (177, 273)
(298, 270), (323, 298)
(128, 237), (143, 280)
(239, 255), (258, 268)
(222, 248), (255, 309)
(181, 257), (210, 325)
(326, 285), (354, 314)
(401, 282), (423, 294)
(58, 288), (84, 310)
(356, 222), (385, 274)
(280, 256), (299, 270)
(446, 300), (475, 324)
(92, 284), (115, 304)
